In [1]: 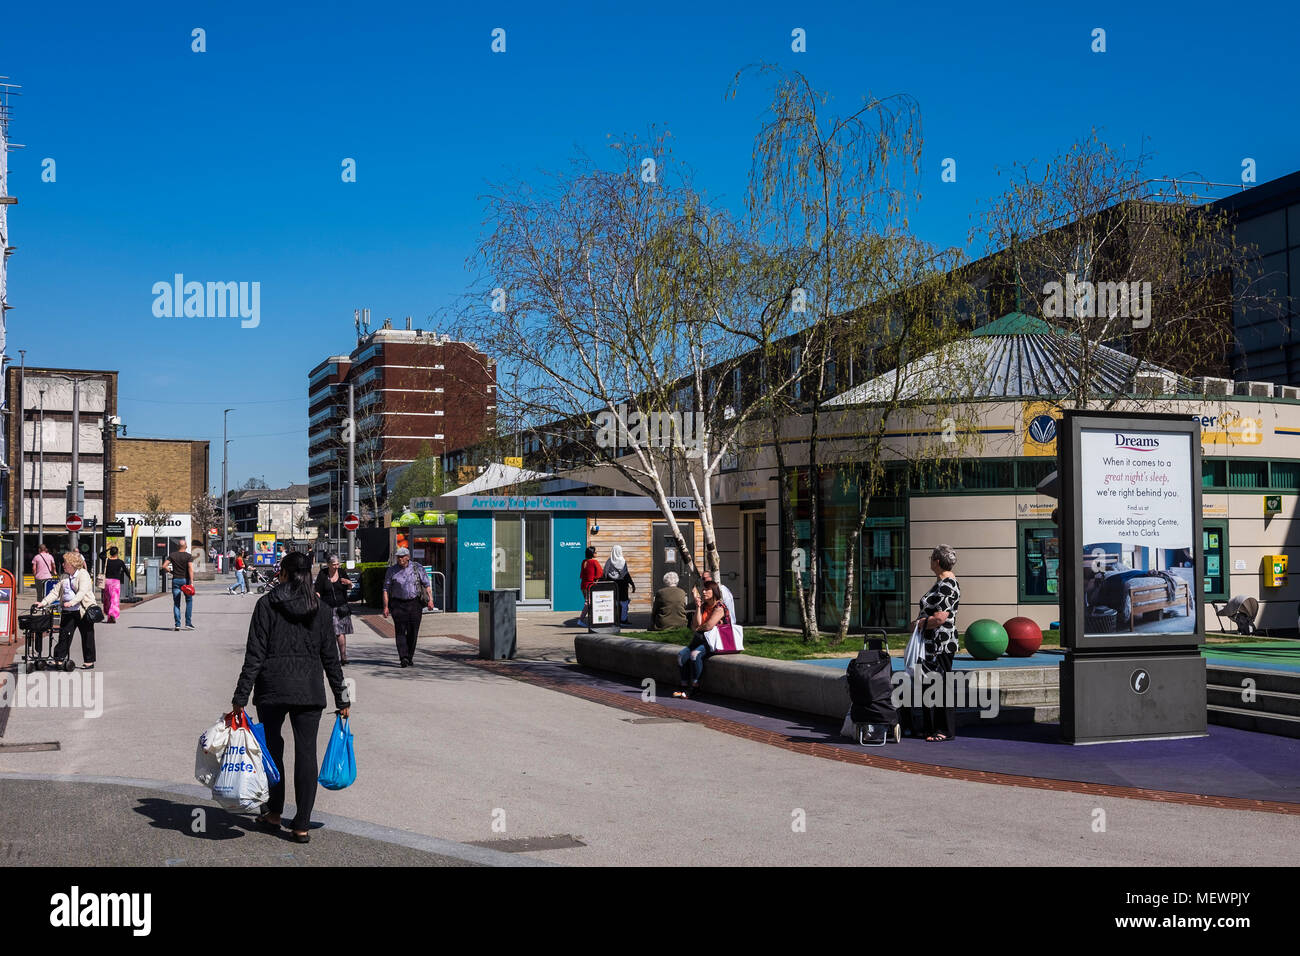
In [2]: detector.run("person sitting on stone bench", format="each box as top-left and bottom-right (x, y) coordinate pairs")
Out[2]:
(652, 571), (688, 631)
(673, 580), (728, 700)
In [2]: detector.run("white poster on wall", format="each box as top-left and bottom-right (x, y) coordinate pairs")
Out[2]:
(1078, 428), (1196, 635)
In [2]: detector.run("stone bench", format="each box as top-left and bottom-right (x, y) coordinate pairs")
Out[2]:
(573, 634), (1057, 726)
(574, 634), (851, 718)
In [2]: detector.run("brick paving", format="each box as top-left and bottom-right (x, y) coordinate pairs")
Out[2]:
(357, 607), (1300, 817)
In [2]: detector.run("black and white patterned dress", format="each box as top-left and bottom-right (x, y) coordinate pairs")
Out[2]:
(919, 576), (961, 669)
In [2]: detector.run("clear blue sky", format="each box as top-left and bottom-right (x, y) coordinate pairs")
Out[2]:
(3, 0), (1297, 489)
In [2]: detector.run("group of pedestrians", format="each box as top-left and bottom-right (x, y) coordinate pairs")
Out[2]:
(26, 543), (131, 670)
(578, 545), (638, 625)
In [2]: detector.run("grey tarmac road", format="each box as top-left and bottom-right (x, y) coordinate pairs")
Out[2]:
(2, 579), (1297, 866)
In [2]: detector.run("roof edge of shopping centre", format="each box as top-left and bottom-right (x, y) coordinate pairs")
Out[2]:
(824, 312), (1207, 406)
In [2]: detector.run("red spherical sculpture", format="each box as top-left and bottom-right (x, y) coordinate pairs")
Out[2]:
(1003, 617), (1043, 657)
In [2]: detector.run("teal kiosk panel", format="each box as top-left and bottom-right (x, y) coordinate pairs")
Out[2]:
(552, 515), (588, 613)
(457, 513), (494, 613)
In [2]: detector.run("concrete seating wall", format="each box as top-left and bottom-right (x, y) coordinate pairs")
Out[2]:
(575, 634), (851, 718)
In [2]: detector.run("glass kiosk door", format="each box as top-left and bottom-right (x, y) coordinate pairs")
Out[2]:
(493, 515), (551, 605)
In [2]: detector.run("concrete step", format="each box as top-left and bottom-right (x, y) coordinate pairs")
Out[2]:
(998, 684), (1060, 706)
(955, 704), (1060, 727)
(1205, 665), (1300, 696)
(1207, 704), (1300, 739)
(954, 666), (1058, 688)
(1207, 684), (1300, 718)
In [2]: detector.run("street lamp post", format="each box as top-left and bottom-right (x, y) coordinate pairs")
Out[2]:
(37, 388), (44, 551)
(15, 350), (24, 594)
(222, 408), (232, 571)
(69, 377), (80, 553)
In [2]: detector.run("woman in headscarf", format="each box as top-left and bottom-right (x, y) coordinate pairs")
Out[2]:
(602, 545), (637, 625)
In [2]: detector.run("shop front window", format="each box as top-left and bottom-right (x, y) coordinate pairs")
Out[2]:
(1019, 522), (1060, 602)
(1200, 523), (1228, 599)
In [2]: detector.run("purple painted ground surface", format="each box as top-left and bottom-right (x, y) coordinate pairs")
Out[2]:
(498, 656), (1300, 805)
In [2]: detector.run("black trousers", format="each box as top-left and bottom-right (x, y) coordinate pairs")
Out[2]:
(52, 609), (96, 664)
(391, 597), (423, 662)
(255, 703), (323, 832)
(898, 651), (958, 738)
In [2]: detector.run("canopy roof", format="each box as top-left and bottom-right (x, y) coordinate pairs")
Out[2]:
(824, 313), (1196, 406)
(443, 462), (555, 496)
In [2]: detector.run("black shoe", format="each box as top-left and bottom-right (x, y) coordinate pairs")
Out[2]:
(291, 831), (310, 844)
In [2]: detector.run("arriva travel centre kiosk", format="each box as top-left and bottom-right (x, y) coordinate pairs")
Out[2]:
(433, 493), (701, 614)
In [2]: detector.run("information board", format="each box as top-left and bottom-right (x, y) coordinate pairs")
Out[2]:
(591, 587), (616, 626)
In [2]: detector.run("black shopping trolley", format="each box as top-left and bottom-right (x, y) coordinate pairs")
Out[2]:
(17, 604), (73, 671)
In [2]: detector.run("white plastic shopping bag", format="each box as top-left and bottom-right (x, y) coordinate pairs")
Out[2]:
(210, 712), (269, 810)
(903, 624), (924, 674)
(195, 716), (230, 787)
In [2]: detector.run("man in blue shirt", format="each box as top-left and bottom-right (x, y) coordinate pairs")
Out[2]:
(382, 547), (433, 668)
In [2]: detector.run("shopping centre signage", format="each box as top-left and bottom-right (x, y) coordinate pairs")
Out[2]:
(458, 495), (697, 513)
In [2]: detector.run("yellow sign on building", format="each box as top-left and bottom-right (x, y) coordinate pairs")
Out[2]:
(504, 457), (523, 469)
(1022, 401), (1061, 457)
(1196, 409), (1262, 445)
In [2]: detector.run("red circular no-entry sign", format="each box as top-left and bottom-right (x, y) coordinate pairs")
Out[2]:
(343, 513), (360, 532)
(66, 514), (83, 532)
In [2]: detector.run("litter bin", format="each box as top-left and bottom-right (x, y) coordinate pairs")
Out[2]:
(479, 590), (517, 660)
(144, 558), (162, 595)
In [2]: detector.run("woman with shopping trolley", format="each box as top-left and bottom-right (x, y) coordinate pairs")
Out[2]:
(37, 551), (102, 670)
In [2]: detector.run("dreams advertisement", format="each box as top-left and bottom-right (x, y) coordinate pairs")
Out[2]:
(1078, 428), (1196, 636)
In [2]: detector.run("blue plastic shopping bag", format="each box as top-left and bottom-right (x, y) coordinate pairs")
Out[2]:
(244, 710), (281, 787)
(318, 714), (356, 791)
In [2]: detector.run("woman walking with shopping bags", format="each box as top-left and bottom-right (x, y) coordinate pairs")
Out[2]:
(38, 551), (101, 669)
(314, 554), (353, 665)
(230, 551), (351, 844)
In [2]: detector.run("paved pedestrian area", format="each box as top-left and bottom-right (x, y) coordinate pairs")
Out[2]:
(2, 580), (1299, 866)
(0, 777), (517, 866)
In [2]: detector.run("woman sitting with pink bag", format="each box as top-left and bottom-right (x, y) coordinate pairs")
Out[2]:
(673, 580), (729, 699)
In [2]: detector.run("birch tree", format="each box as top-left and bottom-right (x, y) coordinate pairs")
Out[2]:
(460, 136), (797, 577)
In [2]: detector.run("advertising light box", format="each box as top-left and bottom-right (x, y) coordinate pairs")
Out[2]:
(1060, 412), (1204, 651)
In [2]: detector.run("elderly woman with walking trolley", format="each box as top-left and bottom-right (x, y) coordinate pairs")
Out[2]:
(37, 551), (102, 670)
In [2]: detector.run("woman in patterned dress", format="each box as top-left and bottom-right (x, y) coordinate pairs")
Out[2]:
(915, 544), (961, 741)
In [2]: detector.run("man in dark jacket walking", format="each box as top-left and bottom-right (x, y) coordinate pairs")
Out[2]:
(231, 552), (350, 843)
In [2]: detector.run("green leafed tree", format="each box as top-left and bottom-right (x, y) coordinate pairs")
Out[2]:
(389, 443), (444, 513)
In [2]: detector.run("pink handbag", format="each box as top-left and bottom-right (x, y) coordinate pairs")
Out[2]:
(704, 619), (745, 654)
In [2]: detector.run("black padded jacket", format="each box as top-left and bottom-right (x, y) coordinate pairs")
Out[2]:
(231, 586), (349, 711)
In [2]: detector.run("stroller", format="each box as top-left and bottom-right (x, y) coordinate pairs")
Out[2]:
(843, 629), (900, 746)
(249, 565), (278, 593)
(1213, 595), (1259, 635)
(17, 604), (74, 672)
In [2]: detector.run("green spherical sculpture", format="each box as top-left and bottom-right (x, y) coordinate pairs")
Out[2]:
(963, 619), (1008, 660)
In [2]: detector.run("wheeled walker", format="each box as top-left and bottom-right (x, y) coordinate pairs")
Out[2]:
(16, 604), (75, 672)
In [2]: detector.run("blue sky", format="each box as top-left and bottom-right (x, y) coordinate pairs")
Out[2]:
(2, 0), (1297, 488)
